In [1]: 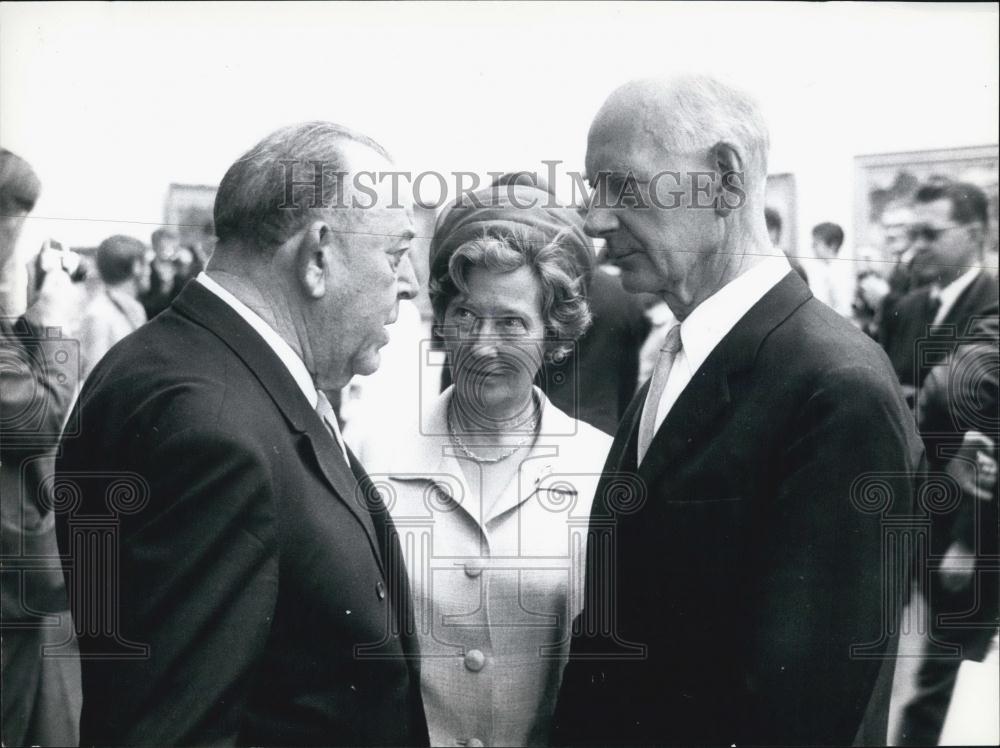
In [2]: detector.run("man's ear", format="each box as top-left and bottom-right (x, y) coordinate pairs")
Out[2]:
(710, 142), (746, 218)
(297, 219), (337, 299)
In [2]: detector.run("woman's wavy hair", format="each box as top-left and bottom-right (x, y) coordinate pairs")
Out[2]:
(430, 223), (592, 358)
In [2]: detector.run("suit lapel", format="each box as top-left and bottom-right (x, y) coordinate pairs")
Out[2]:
(637, 362), (731, 487)
(637, 271), (812, 489)
(941, 271), (999, 331)
(304, 428), (384, 576)
(613, 380), (647, 474)
(171, 281), (384, 572)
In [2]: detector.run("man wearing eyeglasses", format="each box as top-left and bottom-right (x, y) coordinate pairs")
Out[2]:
(879, 181), (998, 399)
(881, 180), (1000, 746)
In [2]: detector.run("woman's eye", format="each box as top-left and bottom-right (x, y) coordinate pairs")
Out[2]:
(501, 317), (526, 332)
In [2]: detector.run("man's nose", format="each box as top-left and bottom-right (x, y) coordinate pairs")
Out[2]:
(584, 203), (619, 238)
(396, 253), (418, 300)
(463, 318), (502, 351)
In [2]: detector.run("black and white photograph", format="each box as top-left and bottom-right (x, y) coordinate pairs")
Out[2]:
(1, 2), (997, 746)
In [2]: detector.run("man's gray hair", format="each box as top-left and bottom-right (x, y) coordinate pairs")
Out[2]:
(214, 121), (390, 249)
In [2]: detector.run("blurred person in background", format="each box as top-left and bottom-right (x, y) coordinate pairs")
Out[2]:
(78, 234), (150, 380)
(887, 184), (1000, 745)
(805, 221), (855, 318)
(899, 316), (998, 745)
(765, 206), (808, 284)
(358, 182), (612, 747)
(0, 147), (82, 747)
(172, 244), (203, 287)
(139, 226), (182, 319)
(856, 201), (918, 337)
(878, 182), (998, 404)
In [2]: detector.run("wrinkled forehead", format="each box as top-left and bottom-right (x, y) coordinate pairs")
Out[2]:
(340, 146), (414, 232)
(586, 104), (697, 179)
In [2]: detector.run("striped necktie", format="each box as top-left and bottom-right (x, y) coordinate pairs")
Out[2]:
(637, 324), (683, 465)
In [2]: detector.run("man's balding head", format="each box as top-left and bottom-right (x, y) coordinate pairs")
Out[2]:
(213, 121), (392, 252)
(590, 75), (770, 193)
(206, 121), (417, 391)
(583, 75), (774, 319)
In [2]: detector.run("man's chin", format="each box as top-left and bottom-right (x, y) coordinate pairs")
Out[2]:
(617, 269), (653, 295)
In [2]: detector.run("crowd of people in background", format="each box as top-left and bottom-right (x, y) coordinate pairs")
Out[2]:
(1, 95), (997, 748)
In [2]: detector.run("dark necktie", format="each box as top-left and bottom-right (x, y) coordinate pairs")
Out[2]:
(924, 292), (942, 329)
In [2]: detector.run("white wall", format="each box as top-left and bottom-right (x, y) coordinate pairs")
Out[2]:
(1, 2), (997, 282)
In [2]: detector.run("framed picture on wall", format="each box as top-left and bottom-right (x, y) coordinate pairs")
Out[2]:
(765, 173), (798, 257)
(164, 183), (218, 248)
(854, 145), (999, 259)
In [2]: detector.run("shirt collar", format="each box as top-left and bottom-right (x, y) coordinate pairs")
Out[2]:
(196, 271), (318, 408)
(679, 255), (792, 375)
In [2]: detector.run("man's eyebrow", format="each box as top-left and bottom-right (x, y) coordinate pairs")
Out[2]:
(391, 229), (415, 245)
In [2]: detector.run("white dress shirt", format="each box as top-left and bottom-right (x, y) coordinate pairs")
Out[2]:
(195, 272), (349, 459)
(650, 255), (792, 435)
(932, 267), (981, 325)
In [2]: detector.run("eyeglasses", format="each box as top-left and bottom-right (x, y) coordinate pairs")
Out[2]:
(906, 223), (965, 243)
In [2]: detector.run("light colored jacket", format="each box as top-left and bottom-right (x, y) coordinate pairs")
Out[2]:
(78, 285), (146, 380)
(360, 386), (612, 747)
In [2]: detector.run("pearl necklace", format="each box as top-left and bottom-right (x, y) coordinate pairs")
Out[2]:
(447, 399), (539, 464)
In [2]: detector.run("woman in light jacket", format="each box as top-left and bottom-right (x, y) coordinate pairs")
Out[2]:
(358, 183), (611, 747)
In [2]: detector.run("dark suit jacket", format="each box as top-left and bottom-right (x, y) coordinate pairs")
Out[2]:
(55, 281), (429, 746)
(915, 315), (999, 659)
(553, 272), (923, 746)
(880, 270), (999, 389)
(539, 268), (650, 435)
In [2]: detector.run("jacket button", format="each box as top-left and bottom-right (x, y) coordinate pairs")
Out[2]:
(375, 581), (386, 600)
(464, 558), (485, 578)
(464, 649), (487, 672)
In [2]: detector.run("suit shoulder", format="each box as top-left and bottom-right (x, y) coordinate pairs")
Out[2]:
(79, 310), (259, 434)
(761, 298), (904, 398)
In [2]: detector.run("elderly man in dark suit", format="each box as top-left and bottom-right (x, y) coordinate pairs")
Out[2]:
(55, 122), (428, 746)
(552, 76), (923, 746)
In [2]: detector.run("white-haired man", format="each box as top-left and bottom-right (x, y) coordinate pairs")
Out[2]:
(553, 76), (923, 745)
(56, 123), (427, 746)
